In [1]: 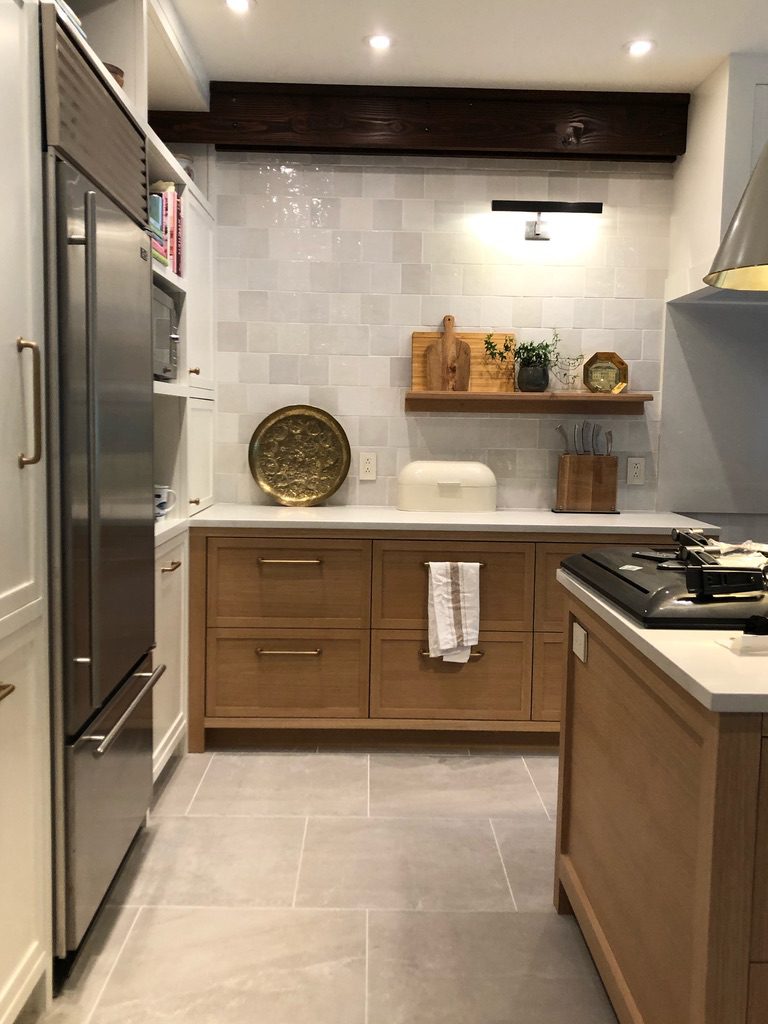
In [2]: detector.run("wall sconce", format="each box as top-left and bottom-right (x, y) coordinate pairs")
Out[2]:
(490, 200), (604, 241)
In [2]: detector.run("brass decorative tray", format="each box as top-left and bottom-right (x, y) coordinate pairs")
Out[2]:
(248, 405), (351, 506)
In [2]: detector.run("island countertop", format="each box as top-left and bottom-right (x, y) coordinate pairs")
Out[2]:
(186, 503), (717, 535)
(557, 567), (768, 712)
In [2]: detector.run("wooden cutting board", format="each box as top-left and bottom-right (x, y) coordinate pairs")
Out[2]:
(424, 315), (471, 392)
(412, 316), (516, 393)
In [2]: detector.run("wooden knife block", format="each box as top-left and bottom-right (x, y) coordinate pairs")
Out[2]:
(555, 455), (618, 513)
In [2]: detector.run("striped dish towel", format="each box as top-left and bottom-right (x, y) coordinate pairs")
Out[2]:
(427, 562), (481, 663)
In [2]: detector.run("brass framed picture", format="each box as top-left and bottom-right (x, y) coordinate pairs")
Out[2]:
(583, 352), (628, 394)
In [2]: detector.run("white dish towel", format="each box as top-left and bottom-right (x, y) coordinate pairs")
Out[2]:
(427, 561), (481, 663)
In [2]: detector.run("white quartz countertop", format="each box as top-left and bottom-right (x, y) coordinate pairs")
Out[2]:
(557, 569), (768, 713)
(188, 503), (718, 534)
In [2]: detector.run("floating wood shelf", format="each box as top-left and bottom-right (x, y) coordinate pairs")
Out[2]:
(404, 391), (653, 415)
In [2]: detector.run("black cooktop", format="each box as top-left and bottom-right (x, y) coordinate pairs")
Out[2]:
(562, 536), (768, 629)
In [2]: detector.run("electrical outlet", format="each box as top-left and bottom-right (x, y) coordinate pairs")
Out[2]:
(359, 452), (377, 481)
(626, 457), (645, 486)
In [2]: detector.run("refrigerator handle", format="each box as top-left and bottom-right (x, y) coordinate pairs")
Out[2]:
(83, 190), (101, 711)
(82, 664), (166, 757)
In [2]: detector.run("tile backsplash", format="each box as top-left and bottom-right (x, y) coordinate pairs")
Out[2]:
(213, 152), (672, 509)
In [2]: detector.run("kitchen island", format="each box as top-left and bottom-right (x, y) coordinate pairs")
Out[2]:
(183, 504), (715, 750)
(555, 570), (768, 1024)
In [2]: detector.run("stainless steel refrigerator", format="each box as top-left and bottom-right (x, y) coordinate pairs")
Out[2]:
(42, 7), (164, 959)
(50, 158), (163, 956)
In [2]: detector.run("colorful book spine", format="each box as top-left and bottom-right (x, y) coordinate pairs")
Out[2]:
(175, 195), (183, 277)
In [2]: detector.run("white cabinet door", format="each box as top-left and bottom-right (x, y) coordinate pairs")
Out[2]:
(184, 191), (215, 391)
(0, 0), (44, 624)
(153, 534), (187, 778)
(0, 616), (50, 1024)
(187, 397), (215, 514)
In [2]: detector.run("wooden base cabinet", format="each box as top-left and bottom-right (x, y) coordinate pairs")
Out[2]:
(188, 528), (673, 749)
(556, 595), (768, 1024)
(371, 631), (532, 720)
(532, 633), (565, 721)
(206, 629), (370, 718)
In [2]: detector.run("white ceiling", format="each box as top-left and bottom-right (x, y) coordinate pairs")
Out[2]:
(172, 0), (768, 93)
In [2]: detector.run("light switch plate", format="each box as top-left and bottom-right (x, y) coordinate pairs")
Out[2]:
(572, 622), (588, 663)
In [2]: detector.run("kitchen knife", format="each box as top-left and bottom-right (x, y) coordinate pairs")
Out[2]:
(573, 423), (582, 455)
(593, 424), (602, 455)
(583, 420), (591, 455)
(606, 429), (613, 456)
(555, 424), (570, 453)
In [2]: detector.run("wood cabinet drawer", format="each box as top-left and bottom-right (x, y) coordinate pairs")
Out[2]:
(371, 630), (532, 720)
(532, 632), (564, 722)
(206, 538), (372, 628)
(206, 629), (369, 718)
(372, 540), (534, 630)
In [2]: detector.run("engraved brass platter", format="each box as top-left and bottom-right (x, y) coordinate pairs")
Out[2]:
(248, 405), (351, 506)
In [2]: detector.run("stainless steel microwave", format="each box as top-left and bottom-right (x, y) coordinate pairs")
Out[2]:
(152, 285), (179, 382)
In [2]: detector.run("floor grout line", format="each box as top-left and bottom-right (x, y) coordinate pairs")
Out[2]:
(82, 905), (143, 1024)
(105, 903), (522, 913)
(364, 909), (370, 1024)
(489, 818), (518, 912)
(182, 754), (215, 816)
(291, 817), (309, 908)
(521, 756), (552, 822)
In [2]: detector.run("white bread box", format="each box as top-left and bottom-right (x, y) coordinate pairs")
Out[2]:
(397, 461), (497, 512)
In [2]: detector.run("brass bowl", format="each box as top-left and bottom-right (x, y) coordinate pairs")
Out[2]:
(248, 405), (351, 507)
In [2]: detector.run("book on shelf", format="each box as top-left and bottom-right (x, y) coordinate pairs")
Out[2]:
(149, 180), (183, 277)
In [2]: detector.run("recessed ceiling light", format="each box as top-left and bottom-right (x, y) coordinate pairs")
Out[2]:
(625, 39), (654, 57)
(226, 0), (250, 14)
(367, 34), (392, 51)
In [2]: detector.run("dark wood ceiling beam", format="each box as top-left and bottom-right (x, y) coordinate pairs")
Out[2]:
(150, 82), (689, 161)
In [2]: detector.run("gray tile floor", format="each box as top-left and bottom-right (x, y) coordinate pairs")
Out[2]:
(44, 748), (617, 1024)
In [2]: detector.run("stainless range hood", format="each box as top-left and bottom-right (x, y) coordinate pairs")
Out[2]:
(705, 140), (768, 290)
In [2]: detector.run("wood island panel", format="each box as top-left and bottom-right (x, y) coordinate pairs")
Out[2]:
(750, 739), (768, 962)
(557, 597), (763, 1024)
(748, 965), (768, 1022)
(207, 536), (372, 629)
(206, 628), (369, 719)
(372, 539), (534, 631)
(371, 629), (532, 721)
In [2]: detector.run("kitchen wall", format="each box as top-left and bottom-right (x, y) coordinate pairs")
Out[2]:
(213, 152), (672, 509)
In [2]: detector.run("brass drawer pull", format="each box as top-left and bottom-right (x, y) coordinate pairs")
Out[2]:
(189, 498), (201, 505)
(0, 682), (16, 704)
(255, 648), (322, 657)
(419, 649), (486, 660)
(422, 561), (486, 568)
(189, 367), (201, 375)
(161, 560), (182, 574)
(257, 558), (323, 566)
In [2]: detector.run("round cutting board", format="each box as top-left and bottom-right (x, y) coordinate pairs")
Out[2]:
(248, 405), (351, 506)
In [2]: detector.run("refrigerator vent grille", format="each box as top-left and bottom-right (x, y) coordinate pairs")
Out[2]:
(42, 13), (148, 227)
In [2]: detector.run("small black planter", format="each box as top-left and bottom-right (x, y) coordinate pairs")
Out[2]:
(517, 365), (549, 392)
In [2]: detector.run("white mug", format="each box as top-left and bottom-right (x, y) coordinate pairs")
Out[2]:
(154, 485), (177, 520)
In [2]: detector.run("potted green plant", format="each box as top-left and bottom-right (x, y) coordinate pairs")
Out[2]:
(515, 330), (560, 392)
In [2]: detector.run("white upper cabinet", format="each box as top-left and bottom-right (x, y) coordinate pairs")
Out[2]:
(184, 191), (215, 392)
(0, 1), (45, 624)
